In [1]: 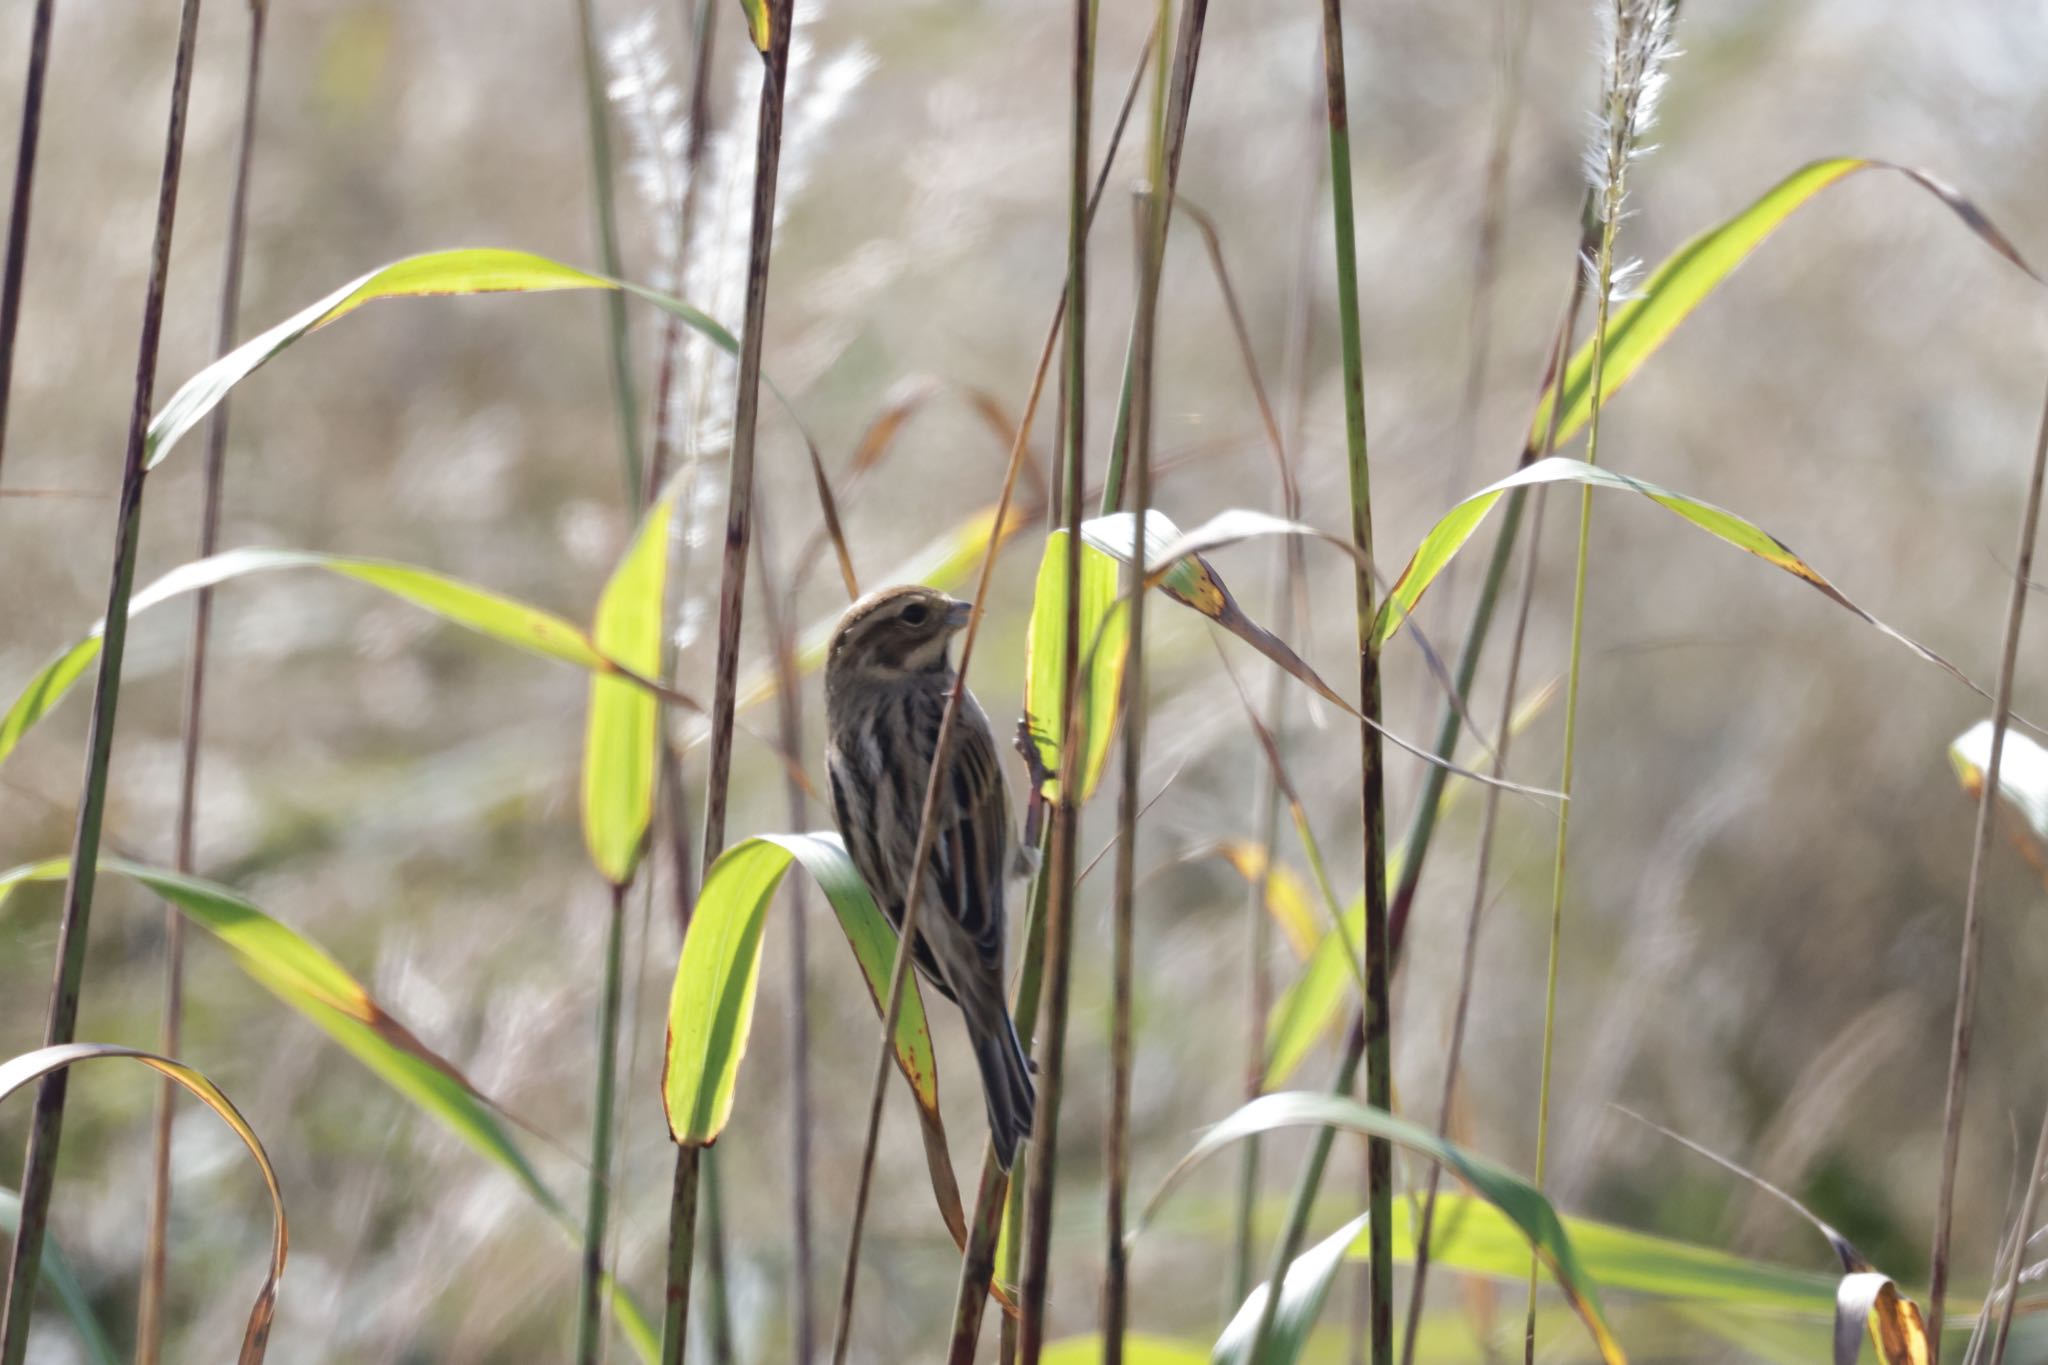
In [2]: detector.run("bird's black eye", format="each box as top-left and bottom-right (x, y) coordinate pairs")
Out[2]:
(899, 602), (931, 627)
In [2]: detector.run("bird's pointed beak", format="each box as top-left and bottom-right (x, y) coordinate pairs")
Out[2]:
(945, 598), (974, 631)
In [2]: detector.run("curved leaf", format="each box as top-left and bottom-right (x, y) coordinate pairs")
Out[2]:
(1376, 459), (1978, 702)
(0, 1044), (286, 1364)
(1214, 1212), (1371, 1364)
(145, 249), (734, 474)
(1950, 720), (2048, 867)
(1836, 1272), (1931, 1365)
(665, 832), (939, 1141)
(1139, 1092), (1625, 1364)
(1527, 160), (2041, 453)
(583, 494), (673, 884)
(0, 547), (695, 771)
(0, 858), (556, 1213)
(1024, 530), (1129, 802)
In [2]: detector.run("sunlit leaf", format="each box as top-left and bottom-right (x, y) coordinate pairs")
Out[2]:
(1040, 1336), (1210, 1365)
(1950, 720), (2048, 874)
(583, 495), (673, 885)
(1212, 842), (1320, 960)
(0, 1044), (286, 1364)
(0, 547), (685, 771)
(1528, 160), (2040, 453)
(1214, 1211), (1371, 1364)
(1377, 458), (1977, 700)
(735, 0), (770, 51)
(0, 858), (556, 1211)
(146, 249), (735, 475)
(1082, 509), (1359, 719)
(1024, 530), (1129, 802)
(0, 1188), (118, 1365)
(1264, 891), (1367, 1089)
(1139, 1092), (1626, 1365)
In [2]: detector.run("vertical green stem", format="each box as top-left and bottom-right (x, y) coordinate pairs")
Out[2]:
(572, 0), (644, 501)
(0, 3), (204, 1358)
(1251, 4), (1388, 1360)
(576, 883), (629, 1363)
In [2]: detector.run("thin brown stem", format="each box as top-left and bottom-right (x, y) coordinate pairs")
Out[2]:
(662, 6), (793, 1361)
(139, 7), (266, 1361)
(1987, 1098), (2048, 1365)
(1927, 373), (2048, 1357)
(0, 0), (54, 480)
(0, 2), (205, 1358)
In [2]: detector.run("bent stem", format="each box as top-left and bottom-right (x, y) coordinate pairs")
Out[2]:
(662, 4), (793, 1360)
(139, 6), (268, 1361)
(0, 4), (204, 1358)
(1927, 373), (2048, 1357)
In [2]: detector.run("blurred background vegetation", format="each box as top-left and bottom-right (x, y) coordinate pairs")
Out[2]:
(2, 0), (2046, 1360)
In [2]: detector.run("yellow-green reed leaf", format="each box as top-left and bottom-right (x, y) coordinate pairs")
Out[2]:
(1215, 1211), (1372, 1364)
(1950, 720), (2048, 859)
(583, 495), (673, 885)
(0, 548), (628, 770)
(1381, 1193), (1842, 1318)
(1040, 1337), (1209, 1365)
(1212, 842), (1320, 960)
(0, 1043), (287, 1364)
(1264, 893), (1366, 1089)
(1376, 458), (1978, 699)
(146, 248), (738, 474)
(1140, 1092), (1626, 1365)
(665, 833), (938, 1145)
(0, 1189), (119, 1365)
(704, 502), (1034, 747)
(1082, 510), (1360, 720)
(0, 859), (559, 1216)
(736, 0), (770, 51)
(1023, 530), (1129, 802)
(1836, 1272), (1932, 1365)
(1528, 159), (2042, 452)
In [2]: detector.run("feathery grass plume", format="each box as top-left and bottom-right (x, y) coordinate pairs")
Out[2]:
(1526, 1), (1677, 1361)
(605, 4), (872, 652)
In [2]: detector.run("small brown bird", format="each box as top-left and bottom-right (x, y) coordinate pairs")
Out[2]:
(823, 584), (1036, 1169)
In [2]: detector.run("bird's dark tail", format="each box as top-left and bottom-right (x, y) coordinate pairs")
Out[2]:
(965, 999), (1036, 1171)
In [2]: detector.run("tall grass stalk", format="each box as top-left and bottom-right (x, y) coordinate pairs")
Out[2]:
(575, 882), (630, 1364)
(1926, 373), (2048, 1358)
(138, 7), (267, 1360)
(1249, 4), (1390, 1359)
(662, 3), (793, 1359)
(1526, 4), (1672, 1356)
(1986, 1096), (2048, 1365)
(0, 0), (54, 478)
(573, 0), (644, 500)
(1397, 264), (1587, 1365)
(1014, 5), (1092, 1361)
(0, 2), (204, 1357)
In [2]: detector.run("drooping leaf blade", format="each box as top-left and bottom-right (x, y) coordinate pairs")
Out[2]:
(582, 494), (673, 885)
(0, 1044), (287, 1364)
(0, 547), (680, 771)
(0, 858), (557, 1213)
(1024, 530), (1129, 802)
(1949, 720), (2048, 870)
(145, 248), (736, 475)
(1528, 159), (2040, 453)
(1376, 459), (1978, 704)
(1139, 1092), (1626, 1365)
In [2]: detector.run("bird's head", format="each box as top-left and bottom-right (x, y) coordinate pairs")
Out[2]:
(826, 584), (973, 687)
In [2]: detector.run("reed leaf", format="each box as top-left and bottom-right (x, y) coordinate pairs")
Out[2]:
(1214, 1212), (1371, 1365)
(0, 1190), (117, 1365)
(583, 494), (674, 886)
(1526, 159), (2041, 454)
(0, 1044), (285, 1364)
(1024, 529), (1128, 803)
